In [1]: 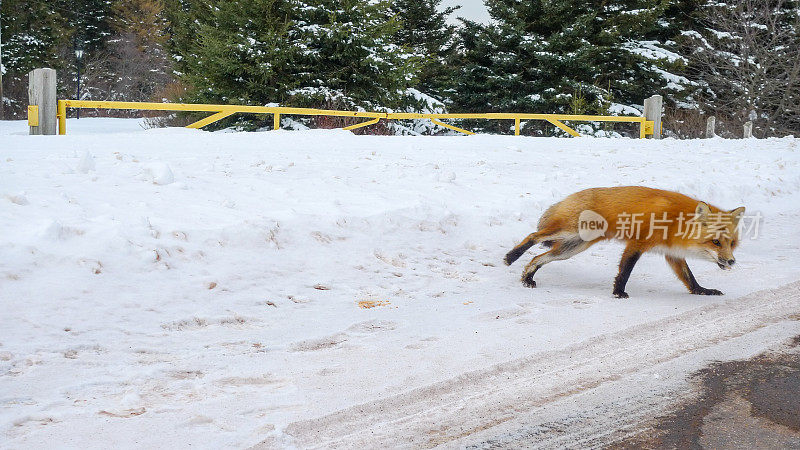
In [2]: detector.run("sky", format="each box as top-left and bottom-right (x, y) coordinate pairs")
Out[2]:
(440, 0), (491, 24)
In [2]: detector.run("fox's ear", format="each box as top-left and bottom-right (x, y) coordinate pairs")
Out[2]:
(695, 202), (711, 221)
(730, 206), (746, 225)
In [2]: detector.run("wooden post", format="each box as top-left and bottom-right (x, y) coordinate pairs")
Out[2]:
(643, 95), (662, 139)
(28, 68), (57, 135)
(743, 121), (753, 138)
(705, 116), (715, 138)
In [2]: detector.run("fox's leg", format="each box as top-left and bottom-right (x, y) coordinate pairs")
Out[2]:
(612, 242), (645, 299)
(665, 256), (723, 296)
(520, 237), (594, 288)
(504, 229), (574, 266)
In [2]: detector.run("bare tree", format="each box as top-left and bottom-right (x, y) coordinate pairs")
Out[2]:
(74, 0), (173, 117)
(682, 0), (800, 137)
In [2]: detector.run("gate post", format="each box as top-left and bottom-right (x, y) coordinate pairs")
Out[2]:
(705, 116), (716, 138)
(743, 121), (753, 139)
(643, 95), (662, 139)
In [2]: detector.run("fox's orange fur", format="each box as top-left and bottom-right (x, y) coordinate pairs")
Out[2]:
(504, 186), (746, 297)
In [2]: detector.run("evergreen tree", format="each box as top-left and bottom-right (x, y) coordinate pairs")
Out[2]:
(448, 18), (524, 114)
(56, 0), (113, 53)
(165, 0), (297, 105)
(0, 0), (65, 74)
(450, 0), (679, 134)
(647, 0), (706, 106)
(653, 0), (706, 42)
(163, 0), (216, 77)
(0, 0), (66, 114)
(290, 0), (419, 109)
(390, 0), (458, 98)
(166, 0), (420, 119)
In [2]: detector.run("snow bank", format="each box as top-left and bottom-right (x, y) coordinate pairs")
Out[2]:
(1, 119), (799, 447)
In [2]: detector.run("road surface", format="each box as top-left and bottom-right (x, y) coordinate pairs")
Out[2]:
(257, 281), (800, 448)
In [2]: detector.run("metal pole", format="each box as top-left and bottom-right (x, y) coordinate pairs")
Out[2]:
(76, 56), (81, 119)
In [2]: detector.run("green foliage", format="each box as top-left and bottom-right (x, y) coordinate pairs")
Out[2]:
(3, 0), (794, 136)
(390, 0), (458, 98)
(449, 0), (686, 134)
(1, 0), (66, 75)
(570, 86), (587, 115)
(0, 0), (111, 76)
(166, 0), (421, 116)
(57, 0), (114, 53)
(1, 0), (67, 114)
(166, 0), (296, 105)
(0, 0), (113, 114)
(290, 0), (418, 109)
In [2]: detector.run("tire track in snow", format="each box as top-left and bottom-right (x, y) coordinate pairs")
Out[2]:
(460, 321), (800, 449)
(261, 281), (800, 449)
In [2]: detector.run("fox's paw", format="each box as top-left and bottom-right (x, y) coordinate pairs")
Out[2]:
(693, 287), (723, 296)
(504, 249), (524, 266)
(521, 274), (536, 288)
(613, 291), (629, 299)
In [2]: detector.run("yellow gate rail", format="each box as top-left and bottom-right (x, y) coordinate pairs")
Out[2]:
(56, 99), (656, 138)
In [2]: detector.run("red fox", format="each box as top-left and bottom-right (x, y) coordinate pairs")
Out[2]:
(504, 186), (746, 298)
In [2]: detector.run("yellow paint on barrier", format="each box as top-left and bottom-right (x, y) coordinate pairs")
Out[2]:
(27, 105), (39, 127)
(54, 99), (656, 138)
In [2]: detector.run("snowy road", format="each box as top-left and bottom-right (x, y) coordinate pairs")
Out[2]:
(1, 119), (799, 447)
(276, 282), (800, 448)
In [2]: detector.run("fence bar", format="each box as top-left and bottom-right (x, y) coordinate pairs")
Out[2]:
(55, 99), (655, 138)
(187, 111), (237, 129)
(343, 117), (380, 131)
(546, 119), (580, 137)
(430, 119), (475, 135)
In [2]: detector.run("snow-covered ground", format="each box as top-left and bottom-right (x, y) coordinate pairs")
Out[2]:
(1, 118), (799, 448)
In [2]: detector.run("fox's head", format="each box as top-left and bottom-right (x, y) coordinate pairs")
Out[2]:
(694, 202), (746, 270)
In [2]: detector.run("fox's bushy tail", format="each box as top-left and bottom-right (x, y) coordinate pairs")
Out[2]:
(505, 201), (564, 265)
